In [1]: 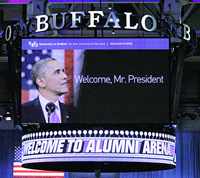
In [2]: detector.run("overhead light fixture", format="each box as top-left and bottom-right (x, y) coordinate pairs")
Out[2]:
(3, 110), (13, 121)
(108, 4), (112, 10)
(109, 18), (114, 22)
(112, 29), (115, 35)
(109, 17), (120, 23)
(0, 115), (3, 122)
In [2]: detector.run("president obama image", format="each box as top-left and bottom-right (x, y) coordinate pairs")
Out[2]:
(21, 57), (70, 124)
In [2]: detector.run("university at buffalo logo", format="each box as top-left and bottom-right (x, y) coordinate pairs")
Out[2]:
(28, 41), (38, 47)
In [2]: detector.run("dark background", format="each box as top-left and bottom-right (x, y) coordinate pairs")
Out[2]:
(75, 50), (169, 124)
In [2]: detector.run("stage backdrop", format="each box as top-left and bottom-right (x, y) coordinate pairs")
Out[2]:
(0, 129), (199, 178)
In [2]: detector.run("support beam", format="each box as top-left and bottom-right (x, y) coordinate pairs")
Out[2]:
(181, 4), (199, 23)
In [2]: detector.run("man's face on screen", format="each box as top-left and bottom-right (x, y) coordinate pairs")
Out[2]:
(41, 60), (68, 96)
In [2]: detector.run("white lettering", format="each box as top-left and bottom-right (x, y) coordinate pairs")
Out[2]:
(88, 11), (104, 28)
(4, 25), (12, 41)
(52, 13), (67, 30)
(112, 140), (125, 153)
(124, 12), (138, 29)
(150, 141), (157, 154)
(142, 141), (150, 153)
(70, 11), (85, 28)
(40, 140), (47, 154)
(85, 139), (95, 152)
(35, 141), (41, 154)
(46, 140), (58, 153)
(73, 140), (83, 153)
(35, 15), (49, 32)
(67, 139), (75, 153)
(57, 140), (65, 153)
(96, 140), (102, 152)
(183, 23), (191, 41)
(125, 140), (135, 153)
(141, 15), (157, 32)
(104, 11), (120, 28)
(103, 140), (112, 153)
(157, 141), (162, 154)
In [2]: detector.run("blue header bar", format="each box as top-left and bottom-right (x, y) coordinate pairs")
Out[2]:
(47, 0), (160, 2)
(22, 38), (169, 50)
(6, 0), (160, 3)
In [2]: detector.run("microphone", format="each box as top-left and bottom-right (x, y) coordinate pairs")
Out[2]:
(45, 102), (55, 123)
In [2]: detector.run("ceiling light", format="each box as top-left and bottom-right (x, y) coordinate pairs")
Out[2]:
(112, 29), (115, 34)
(108, 4), (112, 10)
(3, 111), (13, 121)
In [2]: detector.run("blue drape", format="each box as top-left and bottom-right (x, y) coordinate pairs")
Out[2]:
(0, 130), (199, 178)
(119, 131), (200, 178)
(0, 130), (22, 178)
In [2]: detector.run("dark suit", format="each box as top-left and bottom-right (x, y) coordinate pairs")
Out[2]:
(21, 97), (70, 123)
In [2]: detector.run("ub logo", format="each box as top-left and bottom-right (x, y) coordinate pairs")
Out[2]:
(28, 41), (38, 47)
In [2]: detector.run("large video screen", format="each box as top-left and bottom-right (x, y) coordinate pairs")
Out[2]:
(21, 38), (169, 125)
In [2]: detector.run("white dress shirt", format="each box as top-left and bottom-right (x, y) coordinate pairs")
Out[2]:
(39, 94), (61, 123)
